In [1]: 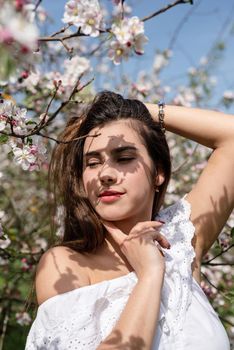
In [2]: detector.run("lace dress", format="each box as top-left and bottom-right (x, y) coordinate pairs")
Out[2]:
(25, 198), (230, 350)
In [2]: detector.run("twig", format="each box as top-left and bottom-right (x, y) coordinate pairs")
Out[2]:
(0, 311), (9, 350)
(40, 75), (94, 129)
(0, 77), (94, 140)
(38, 132), (101, 144)
(33, 83), (61, 131)
(34, 0), (42, 12)
(141, 0), (193, 22)
(172, 143), (199, 173)
(205, 2), (234, 62)
(38, 0), (192, 43)
(201, 272), (228, 300)
(50, 24), (73, 38)
(61, 39), (73, 54)
(205, 244), (234, 264)
(219, 316), (234, 327)
(202, 262), (234, 266)
(168, 0), (202, 49)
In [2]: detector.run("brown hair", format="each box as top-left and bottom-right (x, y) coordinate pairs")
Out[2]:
(49, 91), (171, 253)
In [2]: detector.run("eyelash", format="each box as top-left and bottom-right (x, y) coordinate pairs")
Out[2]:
(87, 157), (135, 168)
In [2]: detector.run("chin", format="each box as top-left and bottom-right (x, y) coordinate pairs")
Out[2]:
(97, 211), (130, 222)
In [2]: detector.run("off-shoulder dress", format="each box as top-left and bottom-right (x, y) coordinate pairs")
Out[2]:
(25, 197), (230, 350)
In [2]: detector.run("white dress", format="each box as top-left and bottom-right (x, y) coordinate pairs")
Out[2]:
(25, 197), (230, 350)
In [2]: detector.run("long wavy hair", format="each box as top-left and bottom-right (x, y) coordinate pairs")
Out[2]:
(49, 91), (171, 253)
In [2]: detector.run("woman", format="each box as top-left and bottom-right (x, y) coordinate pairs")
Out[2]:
(25, 91), (233, 349)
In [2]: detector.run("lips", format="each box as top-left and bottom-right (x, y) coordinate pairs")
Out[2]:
(98, 190), (125, 197)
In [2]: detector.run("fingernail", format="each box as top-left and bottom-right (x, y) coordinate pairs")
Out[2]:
(158, 220), (165, 224)
(167, 243), (171, 249)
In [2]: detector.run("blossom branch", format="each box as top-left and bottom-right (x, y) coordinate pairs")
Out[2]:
(0, 76), (94, 140)
(38, 0), (193, 45)
(34, 82), (61, 130)
(40, 75), (94, 129)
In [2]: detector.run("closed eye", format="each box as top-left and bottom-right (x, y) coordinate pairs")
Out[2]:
(117, 157), (135, 162)
(86, 161), (101, 168)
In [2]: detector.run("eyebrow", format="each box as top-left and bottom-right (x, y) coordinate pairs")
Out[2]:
(84, 146), (138, 158)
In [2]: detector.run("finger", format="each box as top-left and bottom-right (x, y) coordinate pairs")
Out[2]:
(129, 221), (164, 236)
(101, 220), (126, 246)
(154, 241), (165, 257)
(131, 228), (170, 249)
(151, 231), (170, 249)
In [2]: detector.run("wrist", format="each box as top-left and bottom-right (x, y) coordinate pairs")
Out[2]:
(138, 267), (165, 284)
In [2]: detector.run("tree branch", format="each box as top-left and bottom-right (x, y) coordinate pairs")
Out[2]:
(38, 0), (193, 44)
(38, 131), (101, 144)
(141, 0), (193, 22)
(204, 244), (234, 264)
(0, 76), (94, 140)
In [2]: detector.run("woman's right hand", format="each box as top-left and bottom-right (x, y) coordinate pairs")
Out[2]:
(102, 221), (170, 280)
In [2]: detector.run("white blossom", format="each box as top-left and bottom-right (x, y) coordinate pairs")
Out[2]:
(200, 56), (208, 66)
(24, 3), (47, 23)
(188, 67), (197, 76)
(112, 3), (132, 17)
(109, 16), (148, 64)
(0, 115), (7, 131)
(223, 90), (234, 101)
(0, 234), (11, 249)
(62, 0), (104, 37)
(108, 40), (131, 65)
(13, 145), (37, 171)
(16, 312), (32, 326)
(153, 50), (172, 72)
(173, 87), (196, 107)
(0, 3), (38, 50)
(20, 71), (41, 93)
(62, 55), (90, 86)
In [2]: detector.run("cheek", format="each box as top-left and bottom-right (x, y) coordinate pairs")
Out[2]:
(82, 170), (98, 199)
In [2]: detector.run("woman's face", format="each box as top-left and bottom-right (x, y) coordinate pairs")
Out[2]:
(82, 120), (164, 227)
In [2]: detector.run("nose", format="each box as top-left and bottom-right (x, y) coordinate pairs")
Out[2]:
(99, 164), (117, 186)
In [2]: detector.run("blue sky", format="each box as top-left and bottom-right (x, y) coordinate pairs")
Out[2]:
(42, 0), (234, 111)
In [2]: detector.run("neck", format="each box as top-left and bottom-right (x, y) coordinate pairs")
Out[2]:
(111, 212), (152, 235)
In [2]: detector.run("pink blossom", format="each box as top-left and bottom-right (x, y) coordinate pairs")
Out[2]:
(21, 257), (32, 271)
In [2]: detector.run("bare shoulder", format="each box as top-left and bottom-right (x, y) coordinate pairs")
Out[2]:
(35, 246), (90, 306)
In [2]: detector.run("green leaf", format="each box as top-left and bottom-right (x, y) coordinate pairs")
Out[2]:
(7, 228), (18, 240)
(0, 134), (9, 144)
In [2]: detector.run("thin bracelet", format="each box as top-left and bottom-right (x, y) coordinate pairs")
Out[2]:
(158, 101), (166, 134)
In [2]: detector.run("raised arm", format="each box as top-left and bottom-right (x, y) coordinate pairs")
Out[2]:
(146, 103), (234, 261)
